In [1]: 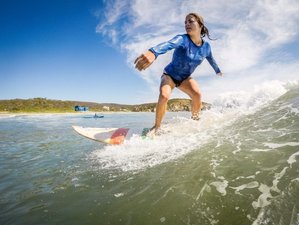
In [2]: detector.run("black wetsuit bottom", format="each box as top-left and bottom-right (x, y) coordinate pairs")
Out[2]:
(163, 73), (183, 87)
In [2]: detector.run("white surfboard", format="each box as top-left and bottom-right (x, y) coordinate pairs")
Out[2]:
(72, 126), (130, 145)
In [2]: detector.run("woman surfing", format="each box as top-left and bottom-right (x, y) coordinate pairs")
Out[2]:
(134, 13), (223, 134)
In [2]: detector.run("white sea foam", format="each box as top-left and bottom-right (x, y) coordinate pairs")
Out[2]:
(213, 80), (289, 113)
(264, 142), (299, 149)
(252, 184), (272, 209)
(272, 167), (288, 193)
(90, 80), (297, 171)
(287, 151), (299, 167)
(91, 118), (215, 171)
(210, 180), (229, 196)
(0, 114), (17, 119)
(114, 193), (124, 198)
(230, 181), (259, 194)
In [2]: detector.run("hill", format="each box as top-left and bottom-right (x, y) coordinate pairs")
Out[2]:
(0, 98), (211, 113)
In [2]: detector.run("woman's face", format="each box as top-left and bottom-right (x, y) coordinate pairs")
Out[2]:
(185, 15), (202, 36)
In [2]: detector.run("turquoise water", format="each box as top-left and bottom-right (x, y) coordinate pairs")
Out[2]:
(0, 81), (299, 225)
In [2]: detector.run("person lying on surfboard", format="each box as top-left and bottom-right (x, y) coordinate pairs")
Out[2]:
(134, 12), (223, 134)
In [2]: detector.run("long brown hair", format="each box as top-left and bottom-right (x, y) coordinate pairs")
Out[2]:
(186, 13), (215, 40)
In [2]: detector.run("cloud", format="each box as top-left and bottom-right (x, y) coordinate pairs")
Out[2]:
(96, 0), (299, 101)
(202, 61), (299, 102)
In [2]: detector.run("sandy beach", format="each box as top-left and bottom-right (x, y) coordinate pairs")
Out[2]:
(0, 112), (96, 118)
(0, 111), (147, 118)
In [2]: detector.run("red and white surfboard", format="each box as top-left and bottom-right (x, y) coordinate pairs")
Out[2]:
(72, 126), (130, 145)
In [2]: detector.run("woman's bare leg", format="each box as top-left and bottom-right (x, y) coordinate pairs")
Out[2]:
(152, 75), (175, 131)
(178, 77), (202, 120)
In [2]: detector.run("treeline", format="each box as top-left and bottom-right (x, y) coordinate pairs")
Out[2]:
(0, 98), (211, 113)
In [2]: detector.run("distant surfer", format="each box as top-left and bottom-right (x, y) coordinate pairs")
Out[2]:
(134, 12), (222, 134)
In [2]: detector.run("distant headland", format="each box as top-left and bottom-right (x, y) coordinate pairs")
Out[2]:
(0, 98), (211, 113)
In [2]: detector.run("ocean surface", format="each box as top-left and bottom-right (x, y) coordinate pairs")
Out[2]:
(0, 80), (299, 225)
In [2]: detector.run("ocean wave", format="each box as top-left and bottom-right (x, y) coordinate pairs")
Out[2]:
(90, 80), (299, 172)
(213, 80), (298, 112)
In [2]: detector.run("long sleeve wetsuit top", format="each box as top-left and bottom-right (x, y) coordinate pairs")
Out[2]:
(149, 34), (221, 82)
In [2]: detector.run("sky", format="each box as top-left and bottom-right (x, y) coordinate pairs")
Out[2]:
(1, 0), (299, 104)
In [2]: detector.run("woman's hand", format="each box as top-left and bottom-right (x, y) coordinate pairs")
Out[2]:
(134, 51), (156, 71)
(216, 72), (223, 77)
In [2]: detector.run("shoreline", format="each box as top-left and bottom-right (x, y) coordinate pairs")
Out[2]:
(0, 111), (155, 118)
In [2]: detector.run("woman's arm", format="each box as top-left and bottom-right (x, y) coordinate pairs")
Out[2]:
(206, 47), (222, 75)
(149, 35), (184, 58)
(134, 35), (184, 71)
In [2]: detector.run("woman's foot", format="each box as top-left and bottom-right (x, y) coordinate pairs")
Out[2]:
(191, 112), (200, 120)
(145, 126), (161, 137)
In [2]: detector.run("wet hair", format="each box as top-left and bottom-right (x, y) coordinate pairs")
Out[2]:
(186, 13), (215, 40)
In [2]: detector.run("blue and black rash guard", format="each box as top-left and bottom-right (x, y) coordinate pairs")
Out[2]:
(149, 34), (221, 82)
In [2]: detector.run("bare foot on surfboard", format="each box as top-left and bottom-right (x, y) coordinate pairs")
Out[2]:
(146, 126), (165, 137)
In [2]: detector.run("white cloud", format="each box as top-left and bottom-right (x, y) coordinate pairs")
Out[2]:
(249, 0), (299, 47)
(202, 61), (299, 102)
(96, 0), (299, 102)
